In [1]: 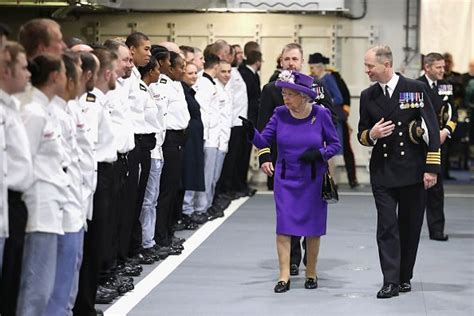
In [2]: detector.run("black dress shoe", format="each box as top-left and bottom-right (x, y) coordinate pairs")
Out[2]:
(290, 264), (299, 276)
(430, 232), (449, 241)
(377, 283), (399, 298)
(274, 280), (290, 293)
(133, 253), (154, 265)
(304, 277), (318, 289)
(399, 282), (411, 293)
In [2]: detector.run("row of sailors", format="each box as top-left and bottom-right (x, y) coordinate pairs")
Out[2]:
(0, 26), (249, 315)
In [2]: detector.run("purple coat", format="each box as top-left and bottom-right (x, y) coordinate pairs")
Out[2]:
(253, 104), (341, 236)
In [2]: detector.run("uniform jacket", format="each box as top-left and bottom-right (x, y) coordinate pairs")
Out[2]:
(0, 89), (33, 237)
(417, 75), (458, 134)
(238, 64), (261, 124)
(194, 73), (220, 147)
(228, 68), (248, 127)
(358, 75), (441, 188)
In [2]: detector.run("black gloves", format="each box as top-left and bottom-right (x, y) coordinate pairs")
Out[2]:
(239, 116), (255, 140)
(299, 149), (322, 163)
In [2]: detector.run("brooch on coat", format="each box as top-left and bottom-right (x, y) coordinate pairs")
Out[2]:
(311, 115), (316, 124)
(399, 92), (424, 109)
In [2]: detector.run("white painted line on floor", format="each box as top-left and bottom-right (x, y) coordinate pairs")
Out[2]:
(104, 197), (249, 316)
(257, 191), (474, 198)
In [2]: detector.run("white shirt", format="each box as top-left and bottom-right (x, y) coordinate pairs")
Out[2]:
(106, 77), (135, 153)
(147, 81), (167, 160)
(80, 88), (117, 163)
(193, 73), (220, 147)
(152, 74), (190, 131)
(379, 73), (399, 98)
(70, 96), (96, 222)
(51, 96), (84, 232)
(228, 68), (248, 127)
(128, 67), (148, 134)
(216, 81), (233, 153)
(0, 89), (33, 192)
(21, 88), (70, 234)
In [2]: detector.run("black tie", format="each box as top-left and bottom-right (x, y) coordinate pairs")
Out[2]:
(431, 82), (437, 92)
(385, 85), (390, 99)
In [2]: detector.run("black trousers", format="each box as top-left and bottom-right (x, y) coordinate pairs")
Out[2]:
(155, 130), (186, 246)
(0, 190), (27, 316)
(341, 121), (357, 184)
(118, 134), (154, 262)
(426, 143), (447, 234)
(217, 126), (244, 193)
(372, 182), (425, 285)
(290, 236), (307, 267)
(74, 162), (114, 316)
(100, 154), (129, 282)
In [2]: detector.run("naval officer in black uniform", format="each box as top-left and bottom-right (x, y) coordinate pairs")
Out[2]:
(418, 52), (457, 242)
(358, 45), (441, 299)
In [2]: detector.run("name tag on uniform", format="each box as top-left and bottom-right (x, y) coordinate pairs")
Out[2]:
(160, 78), (167, 84)
(399, 92), (424, 109)
(139, 83), (147, 92)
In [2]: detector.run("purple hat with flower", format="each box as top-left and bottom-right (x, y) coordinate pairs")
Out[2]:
(275, 70), (317, 99)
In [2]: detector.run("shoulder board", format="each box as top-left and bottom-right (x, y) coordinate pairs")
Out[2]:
(160, 78), (167, 84)
(86, 93), (96, 102)
(139, 83), (147, 92)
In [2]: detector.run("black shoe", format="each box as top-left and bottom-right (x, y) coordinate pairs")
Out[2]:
(190, 212), (208, 224)
(116, 263), (141, 277)
(430, 232), (449, 241)
(304, 277), (318, 289)
(96, 309), (104, 316)
(171, 236), (186, 245)
(141, 248), (161, 262)
(208, 206), (224, 220)
(171, 243), (184, 251)
(95, 286), (117, 304)
(152, 245), (170, 259)
(173, 220), (186, 231)
(290, 264), (299, 276)
(349, 180), (360, 188)
(377, 283), (399, 298)
(247, 188), (257, 196)
(274, 280), (290, 293)
(399, 282), (411, 293)
(133, 253), (154, 265)
(159, 246), (182, 256)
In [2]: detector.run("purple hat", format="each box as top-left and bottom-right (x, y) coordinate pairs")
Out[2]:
(276, 70), (317, 99)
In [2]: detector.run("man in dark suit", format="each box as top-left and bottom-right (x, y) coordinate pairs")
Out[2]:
(417, 52), (457, 241)
(358, 45), (441, 299)
(257, 43), (337, 277)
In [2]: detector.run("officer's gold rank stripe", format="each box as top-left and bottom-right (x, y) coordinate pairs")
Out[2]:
(359, 130), (371, 146)
(426, 150), (441, 164)
(446, 121), (456, 132)
(257, 148), (271, 157)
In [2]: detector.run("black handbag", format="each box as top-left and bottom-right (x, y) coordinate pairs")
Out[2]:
(321, 165), (338, 204)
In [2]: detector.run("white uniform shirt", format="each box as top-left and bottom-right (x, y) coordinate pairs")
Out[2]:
(106, 77), (135, 153)
(147, 81), (167, 160)
(80, 88), (117, 163)
(216, 81), (233, 153)
(51, 96), (84, 232)
(228, 67), (248, 127)
(193, 73), (220, 148)
(0, 89), (33, 238)
(128, 67), (148, 134)
(21, 88), (70, 234)
(152, 74), (189, 131)
(70, 96), (96, 222)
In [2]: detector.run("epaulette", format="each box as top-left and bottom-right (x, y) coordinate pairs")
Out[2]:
(160, 78), (167, 84)
(139, 83), (147, 92)
(86, 92), (96, 103)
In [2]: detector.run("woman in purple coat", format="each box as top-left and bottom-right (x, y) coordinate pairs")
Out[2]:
(240, 70), (341, 293)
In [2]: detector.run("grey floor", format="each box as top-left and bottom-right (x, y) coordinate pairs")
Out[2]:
(112, 183), (474, 316)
